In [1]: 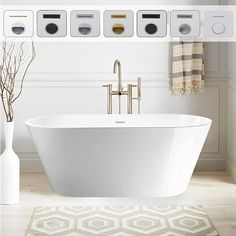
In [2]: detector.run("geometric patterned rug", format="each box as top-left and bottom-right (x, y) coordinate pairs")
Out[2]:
(25, 206), (219, 236)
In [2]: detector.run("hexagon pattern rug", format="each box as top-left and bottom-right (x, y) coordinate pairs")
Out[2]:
(26, 205), (219, 236)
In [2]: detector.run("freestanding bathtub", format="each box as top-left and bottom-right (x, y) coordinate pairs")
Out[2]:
(26, 114), (211, 197)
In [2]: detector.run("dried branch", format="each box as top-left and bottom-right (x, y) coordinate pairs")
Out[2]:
(13, 41), (35, 103)
(0, 41), (36, 122)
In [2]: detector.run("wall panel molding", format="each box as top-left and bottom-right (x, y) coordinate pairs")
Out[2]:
(227, 74), (236, 180)
(17, 74), (227, 88)
(228, 77), (236, 90)
(1, 78), (227, 172)
(227, 159), (236, 182)
(3, 80), (224, 172)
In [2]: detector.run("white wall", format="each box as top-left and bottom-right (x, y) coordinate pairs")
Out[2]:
(228, 43), (236, 181)
(0, 0), (229, 172)
(227, 1), (236, 181)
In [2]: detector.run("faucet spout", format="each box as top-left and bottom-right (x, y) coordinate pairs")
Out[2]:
(113, 59), (122, 94)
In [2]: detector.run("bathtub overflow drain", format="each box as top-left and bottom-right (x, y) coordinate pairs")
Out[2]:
(115, 121), (126, 124)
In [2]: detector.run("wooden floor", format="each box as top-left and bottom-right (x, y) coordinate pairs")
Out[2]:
(1, 172), (236, 236)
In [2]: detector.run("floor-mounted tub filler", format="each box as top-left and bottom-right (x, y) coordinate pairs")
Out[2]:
(26, 114), (211, 197)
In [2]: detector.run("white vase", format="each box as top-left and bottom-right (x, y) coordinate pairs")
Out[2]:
(0, 122), (20, 205)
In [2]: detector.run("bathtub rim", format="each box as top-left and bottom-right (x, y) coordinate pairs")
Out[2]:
(25, 113), (212, 129)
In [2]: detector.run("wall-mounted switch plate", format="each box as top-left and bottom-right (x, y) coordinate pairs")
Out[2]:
(103, 10), (133, 37)
(4, 11), (34, 37)
(204, 11), (233, 38)
(71, 10), (100, 37)
(137, 10), (167, 37)
(37, 10), (67, 37)
(170, 10), (200, 37)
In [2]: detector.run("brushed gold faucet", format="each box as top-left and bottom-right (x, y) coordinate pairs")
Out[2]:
(103, 59), (141, 114)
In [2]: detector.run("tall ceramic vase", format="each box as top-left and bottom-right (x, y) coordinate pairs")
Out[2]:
(0, 122), (20, 204)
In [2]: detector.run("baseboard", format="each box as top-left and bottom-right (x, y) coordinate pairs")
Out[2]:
(20, 159), (44, 173)
(195, 158), (226, 171)
(20, 157), (227, 173)
(227, 159), (236, 182)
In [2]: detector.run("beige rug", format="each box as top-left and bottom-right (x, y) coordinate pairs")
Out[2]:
(26, 206), (219, 236)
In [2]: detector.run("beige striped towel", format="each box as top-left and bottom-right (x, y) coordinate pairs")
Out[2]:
(171, 42), (205, 95)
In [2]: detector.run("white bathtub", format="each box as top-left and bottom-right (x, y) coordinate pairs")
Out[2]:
(26, 114), (211, 197)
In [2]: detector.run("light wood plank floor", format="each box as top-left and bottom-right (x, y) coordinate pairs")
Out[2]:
(1, 172), (236, 236)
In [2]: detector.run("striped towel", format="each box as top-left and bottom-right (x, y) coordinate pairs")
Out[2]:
(171, 42), (205, 95)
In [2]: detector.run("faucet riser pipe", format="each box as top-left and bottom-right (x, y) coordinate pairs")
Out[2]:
(108, 84), (112, 114)
(127, 84), (133, 114)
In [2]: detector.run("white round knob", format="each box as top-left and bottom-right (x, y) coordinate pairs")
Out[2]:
(212, 23), (225, 34)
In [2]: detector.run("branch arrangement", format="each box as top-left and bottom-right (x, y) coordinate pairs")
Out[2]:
(0, 41), (36, 122)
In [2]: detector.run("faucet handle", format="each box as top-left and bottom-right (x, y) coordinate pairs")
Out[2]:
(103, 84), (113, 89)
(131, 78), (141, 100)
